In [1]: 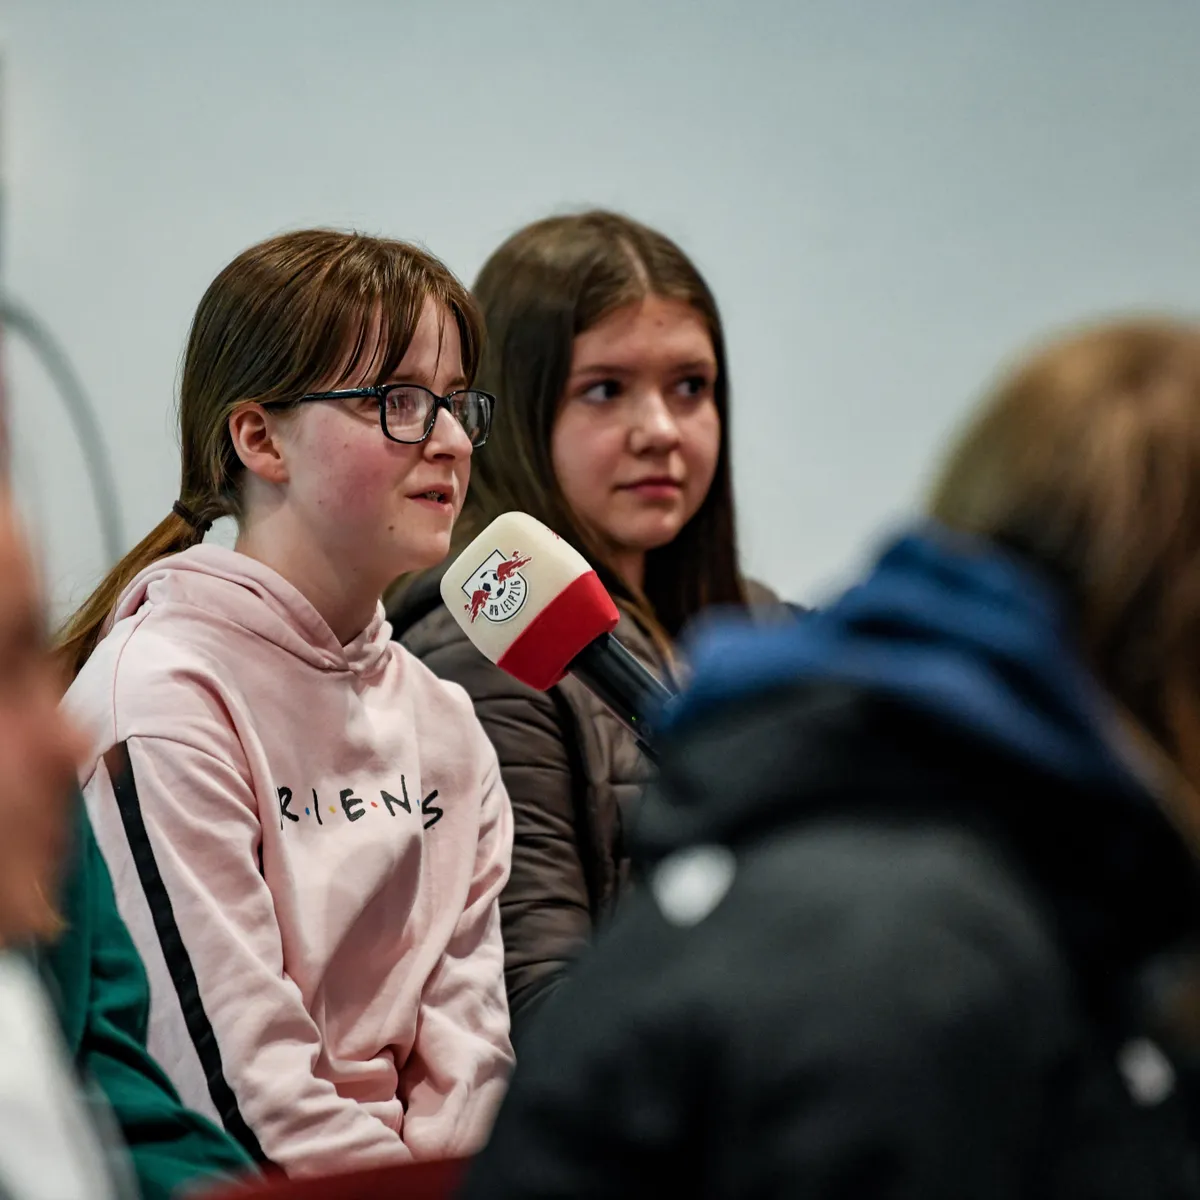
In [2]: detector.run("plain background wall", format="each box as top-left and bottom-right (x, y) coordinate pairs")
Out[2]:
(3, 0), (1200, 620)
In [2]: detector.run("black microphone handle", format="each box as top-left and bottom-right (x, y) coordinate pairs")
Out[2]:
(566, 632), (675, 762)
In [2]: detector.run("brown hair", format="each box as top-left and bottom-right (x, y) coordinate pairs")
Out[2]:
(456, 209), (747, 643)
(57, 228), (482, 679)
(929, 318), (1200, 756)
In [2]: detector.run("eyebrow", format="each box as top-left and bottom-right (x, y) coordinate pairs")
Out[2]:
(570, 358), (717, 377)
(385, 374), (470, 391)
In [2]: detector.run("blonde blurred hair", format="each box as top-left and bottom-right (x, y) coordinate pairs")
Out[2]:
(930, 318), (1200, 841)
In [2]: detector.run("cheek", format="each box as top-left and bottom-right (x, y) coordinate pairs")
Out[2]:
(551, 410), (624, 518)
(302, 433), (417, 518)
(681, 406), (722, 502)
(0, 716), (65, 847)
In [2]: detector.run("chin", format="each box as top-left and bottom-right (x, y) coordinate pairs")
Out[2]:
(393, 531), (454, 576)
(619, 516), (686, 554)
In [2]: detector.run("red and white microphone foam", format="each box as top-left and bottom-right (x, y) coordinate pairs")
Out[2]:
(441, 512), (672, 753)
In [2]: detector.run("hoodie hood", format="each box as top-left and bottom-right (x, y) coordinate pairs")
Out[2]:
(109, 545), (393, 677)
(667, 526), (1151, 800)
(640, 526), (1200, 985)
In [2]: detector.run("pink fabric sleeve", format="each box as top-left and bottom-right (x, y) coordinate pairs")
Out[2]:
(88, 736), (413, 1178)
(398, 747), (515, 1158)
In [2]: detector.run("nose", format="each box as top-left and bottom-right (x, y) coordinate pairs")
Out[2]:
(629, 389), (682, 455)
(424, 403), (474, 458)
(41, 674), (89, 776)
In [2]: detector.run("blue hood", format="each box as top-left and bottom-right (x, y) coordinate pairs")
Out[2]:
(667, 526), (1150, 799)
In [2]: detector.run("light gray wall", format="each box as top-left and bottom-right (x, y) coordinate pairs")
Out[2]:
(4, 0), (1200, 618)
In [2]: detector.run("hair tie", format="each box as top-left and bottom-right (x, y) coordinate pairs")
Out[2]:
(172, 500), (213, 536)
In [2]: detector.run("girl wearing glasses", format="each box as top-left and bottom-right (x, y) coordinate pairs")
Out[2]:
(390, 211), (780, 1043)
(56, 230), (514, 1178)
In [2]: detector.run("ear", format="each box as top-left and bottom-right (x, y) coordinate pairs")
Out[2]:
(229, 405), (289, 485)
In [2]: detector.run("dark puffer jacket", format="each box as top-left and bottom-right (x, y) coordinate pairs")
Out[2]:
(464, 529), (1200, 1199)
(389, 571), (666, 1041)
(389, 571), (781, 1043)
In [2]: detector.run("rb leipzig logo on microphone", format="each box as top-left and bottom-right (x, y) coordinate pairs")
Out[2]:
(463, 550), (532, 623)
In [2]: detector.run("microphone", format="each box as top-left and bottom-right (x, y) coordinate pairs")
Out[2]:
(440, 512), (674, 758)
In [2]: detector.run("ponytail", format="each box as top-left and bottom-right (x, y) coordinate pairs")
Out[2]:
(55, 497), (220, 681)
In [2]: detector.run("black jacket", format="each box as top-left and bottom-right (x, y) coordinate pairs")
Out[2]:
(464, 529), (1200, 1199)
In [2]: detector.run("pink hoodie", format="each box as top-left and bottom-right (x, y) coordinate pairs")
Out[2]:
(64, 546), (514, 1178)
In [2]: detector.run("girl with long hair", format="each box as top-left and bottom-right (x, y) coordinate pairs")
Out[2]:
(390, 211), (777, 1039)
(60, 230), (514, 1177)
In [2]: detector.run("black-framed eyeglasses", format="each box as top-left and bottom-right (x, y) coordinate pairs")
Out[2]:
(262, 384), (495, 448)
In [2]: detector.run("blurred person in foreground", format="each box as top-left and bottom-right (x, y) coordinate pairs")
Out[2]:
(0, 485), (130, 1199)
(0, 479), (254, 1199)
(465, 319), (1200, 1198)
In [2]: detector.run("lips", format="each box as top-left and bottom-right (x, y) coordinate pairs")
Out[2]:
(408, 486), (454, 504)
(619, 477), (683, 493)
